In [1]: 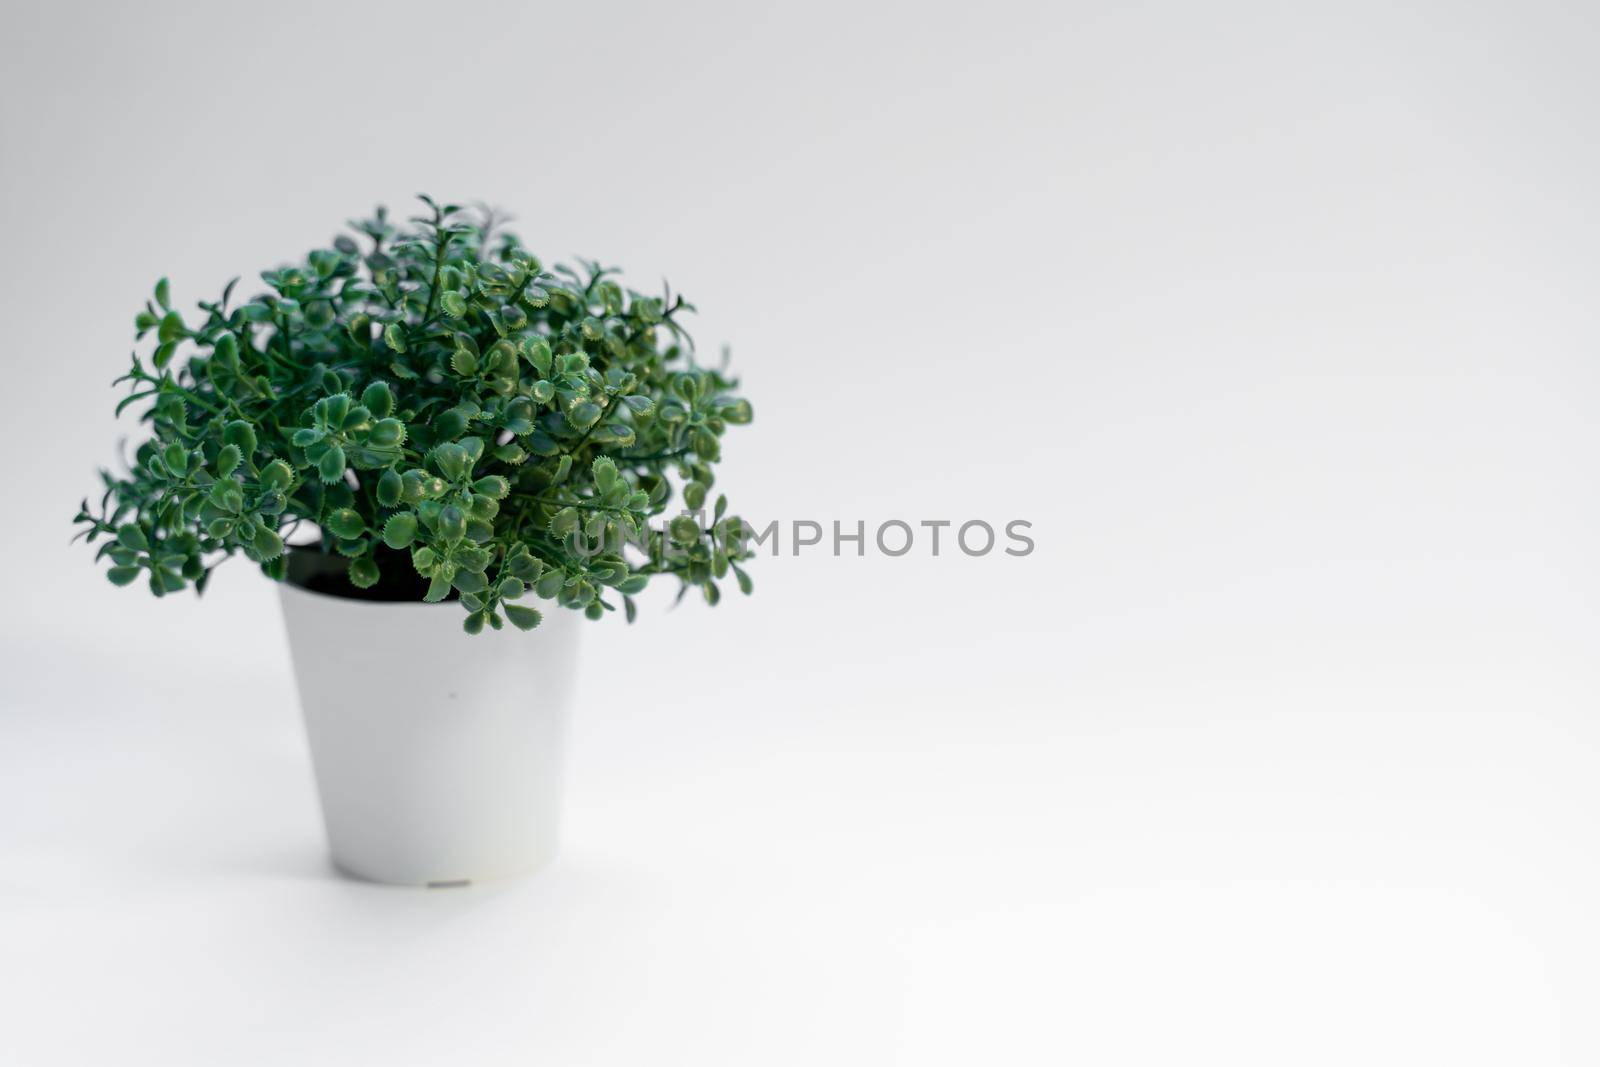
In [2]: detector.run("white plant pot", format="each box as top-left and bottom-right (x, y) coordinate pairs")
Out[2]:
(277, 562), (580, 887)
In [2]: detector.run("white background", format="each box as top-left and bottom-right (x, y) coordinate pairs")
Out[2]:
(3, 1), (1599, 1063)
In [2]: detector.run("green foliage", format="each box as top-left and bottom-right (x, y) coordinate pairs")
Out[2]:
(74, 196), (756, 633)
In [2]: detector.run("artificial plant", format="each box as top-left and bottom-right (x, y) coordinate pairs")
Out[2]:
(74, 197), (754, 633)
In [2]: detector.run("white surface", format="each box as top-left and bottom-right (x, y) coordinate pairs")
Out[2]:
(280, 580), (579, 885)
(4, 0), (1600, 1063)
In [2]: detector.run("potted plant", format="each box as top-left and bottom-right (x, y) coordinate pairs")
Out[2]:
(73, 196), (756, 886)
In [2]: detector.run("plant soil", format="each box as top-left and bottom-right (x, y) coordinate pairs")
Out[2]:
(285, 545), (446, 603)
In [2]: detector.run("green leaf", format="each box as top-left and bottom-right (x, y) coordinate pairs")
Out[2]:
(483, 341), (516, 377)
(693, 428), (719, 459)
(376, 467), (403, 507)
(157, 310), (185, 343)
(117, 523), (149, 552)
(349, 557), (380, 588)
(361, 381), (394, 418)
(452, 569), (487, 594)
(107, 565), (142, 587)
(592, 457), (618, 493)
(520, 337), (552, 376)
(456, 544), (492, 572)
(212, 332), (239, 368)
(549, 507), (580, 537)
(401, 468), (444, 502)
(148, 570), (181, 597)
(535, 569), (565, 598)
(317, 445), (347, 484)
(425, 444), (464, 483)
(260, 459), (294, 491)
(505, 604), (542, 631)
(163, 442), (189, 475)
(253, 526), (284, 561)
(154, 277), (171, 310)
(223, 420), (258, 454)
(433, 442), (469, 481)
(472, 475), (509, 500)
(325, 508), (364, 539)
(506, 549), (544, 583)
(343, 404), (373, 432)
(382, 512), (418, 549)
(450, 348), (479, 377)
(215, 444), (242, 478)
(383, 323), (406, 352)
(438, 505), (467, 541)
(494, 442), (528, 465)
(209, 479), (245, 512)
(668, 515), (700, 545)
(368, 417), (406, 448)
(600, 423), (635, 448)
(320, 393), (351, 428)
